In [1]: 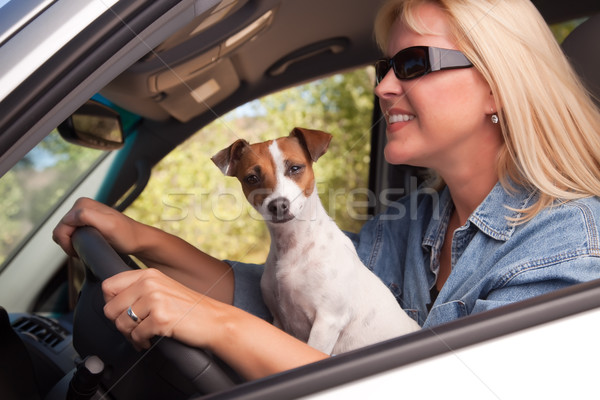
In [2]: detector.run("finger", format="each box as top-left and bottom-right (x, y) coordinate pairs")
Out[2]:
(113, 303), (143, 332)
(52, 208), (86, 257)
(118, 295), (167, 350)
(128, 297), (160, 350)
(111, 301), (153, 350)
(102, 269), (150, 314)
(103, 269), (169, 318)
(51, 221), (78, 257)
(130, 318), (154, 350)
(52, 197), (104, 256)
(103, 273), (150, 349)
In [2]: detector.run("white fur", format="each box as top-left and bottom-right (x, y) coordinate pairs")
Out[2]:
(253, 140), (420, 355)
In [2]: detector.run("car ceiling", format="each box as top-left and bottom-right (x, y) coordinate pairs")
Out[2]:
(100, 0), (600, 125)
(100, 0), (388, 124)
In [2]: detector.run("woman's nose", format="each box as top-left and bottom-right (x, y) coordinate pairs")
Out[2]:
(374, 68), (403, 99)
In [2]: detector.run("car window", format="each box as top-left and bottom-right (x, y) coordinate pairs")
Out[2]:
(0, 129), (105, 269)
(126, 67), (375, 263)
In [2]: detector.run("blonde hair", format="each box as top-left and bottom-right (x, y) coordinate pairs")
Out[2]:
(375, 0), (600, 221)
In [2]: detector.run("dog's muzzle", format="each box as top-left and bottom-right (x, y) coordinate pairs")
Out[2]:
(267, 197), (294, 223)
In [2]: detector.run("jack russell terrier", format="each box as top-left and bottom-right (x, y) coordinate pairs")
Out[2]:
(212, 127), (420, 355)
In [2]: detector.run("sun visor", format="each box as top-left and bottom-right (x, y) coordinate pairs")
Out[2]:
(154, 58), (239, 122)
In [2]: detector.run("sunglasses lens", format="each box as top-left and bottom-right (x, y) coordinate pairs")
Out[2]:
(394, 47), (428, 80)
(375, 48), (429, 83)
(375, 59), (391, 84)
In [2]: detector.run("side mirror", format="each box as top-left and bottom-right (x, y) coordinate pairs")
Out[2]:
(58, 100), (124, 150)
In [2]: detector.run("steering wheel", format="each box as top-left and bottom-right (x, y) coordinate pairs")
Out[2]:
(71, 226), (238, 398)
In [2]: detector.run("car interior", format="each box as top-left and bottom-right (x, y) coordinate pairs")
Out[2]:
(1, 0), (599, 399)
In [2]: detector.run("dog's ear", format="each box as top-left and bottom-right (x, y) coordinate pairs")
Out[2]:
(211, 139), (250, 176)
(290, 127), (332, 162)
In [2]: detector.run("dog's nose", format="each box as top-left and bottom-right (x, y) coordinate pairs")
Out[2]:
(267, 197), (290, 219)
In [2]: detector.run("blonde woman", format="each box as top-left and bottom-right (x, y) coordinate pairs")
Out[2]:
(370, 0), (600, 326)
(53, 0), (600, 379)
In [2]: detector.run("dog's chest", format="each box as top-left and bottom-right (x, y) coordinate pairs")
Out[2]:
(267, 223), (340, 286)
(261, 223), (356, 337)
(264, 235), (329, 303)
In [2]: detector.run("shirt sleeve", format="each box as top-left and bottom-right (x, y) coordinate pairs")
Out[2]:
(224, 260), (272, 322)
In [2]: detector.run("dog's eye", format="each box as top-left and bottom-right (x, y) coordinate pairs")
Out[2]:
(245, 175), (260, 185)
(289, 165), (303, 175)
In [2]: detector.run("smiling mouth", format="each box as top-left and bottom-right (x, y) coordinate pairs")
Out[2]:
(388, 113), (415, 124)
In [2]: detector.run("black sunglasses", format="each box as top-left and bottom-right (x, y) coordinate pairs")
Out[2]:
(375, 46), (473, 84)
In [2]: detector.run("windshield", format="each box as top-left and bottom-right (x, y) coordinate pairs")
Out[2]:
(0, 129), (105, 270)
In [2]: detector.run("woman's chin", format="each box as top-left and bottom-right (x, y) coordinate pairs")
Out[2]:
(384, 144), (412, 165)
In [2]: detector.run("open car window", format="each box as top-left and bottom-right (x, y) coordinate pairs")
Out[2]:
(0, 130), (105, 270)
(125, 67), (376, 263)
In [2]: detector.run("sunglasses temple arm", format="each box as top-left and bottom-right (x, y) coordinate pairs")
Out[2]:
(429, 47), (473, 71)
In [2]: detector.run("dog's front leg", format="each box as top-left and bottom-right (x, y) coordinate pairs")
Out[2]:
(307, 313), (346, 355)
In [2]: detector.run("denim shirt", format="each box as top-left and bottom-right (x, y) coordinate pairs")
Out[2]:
(229, 182), (600, 329)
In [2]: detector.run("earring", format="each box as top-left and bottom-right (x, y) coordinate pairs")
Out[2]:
(490, 107), (499, 124)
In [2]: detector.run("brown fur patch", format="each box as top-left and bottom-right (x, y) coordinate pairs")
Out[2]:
(233, 141), (277, 208)
(275, 137), (316, 196)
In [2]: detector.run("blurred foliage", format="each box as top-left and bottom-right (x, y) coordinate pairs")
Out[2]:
(0, 130), (104, 265)
(550, 17), (587, 43)
(126, 68), (375, 264)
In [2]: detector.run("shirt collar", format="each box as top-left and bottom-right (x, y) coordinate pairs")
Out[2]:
(469, 181), (536, 241)
(424, 180), (536, 244)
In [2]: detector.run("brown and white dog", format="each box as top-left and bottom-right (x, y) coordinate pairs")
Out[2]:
(212, 127), (419, 355)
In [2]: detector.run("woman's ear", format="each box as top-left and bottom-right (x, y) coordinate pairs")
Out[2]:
(486, 90), (500, 116)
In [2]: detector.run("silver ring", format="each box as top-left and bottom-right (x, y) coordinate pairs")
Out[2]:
(127, 306), (139, 322)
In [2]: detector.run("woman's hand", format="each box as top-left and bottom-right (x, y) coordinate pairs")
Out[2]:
(101, 268), (329, 380)
(53, 197), (235, 307)
(102, 268), (220, 351)
(52, 197), (144, 257)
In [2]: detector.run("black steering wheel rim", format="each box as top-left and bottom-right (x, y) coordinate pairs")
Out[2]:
(70, 226), (238, 397)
